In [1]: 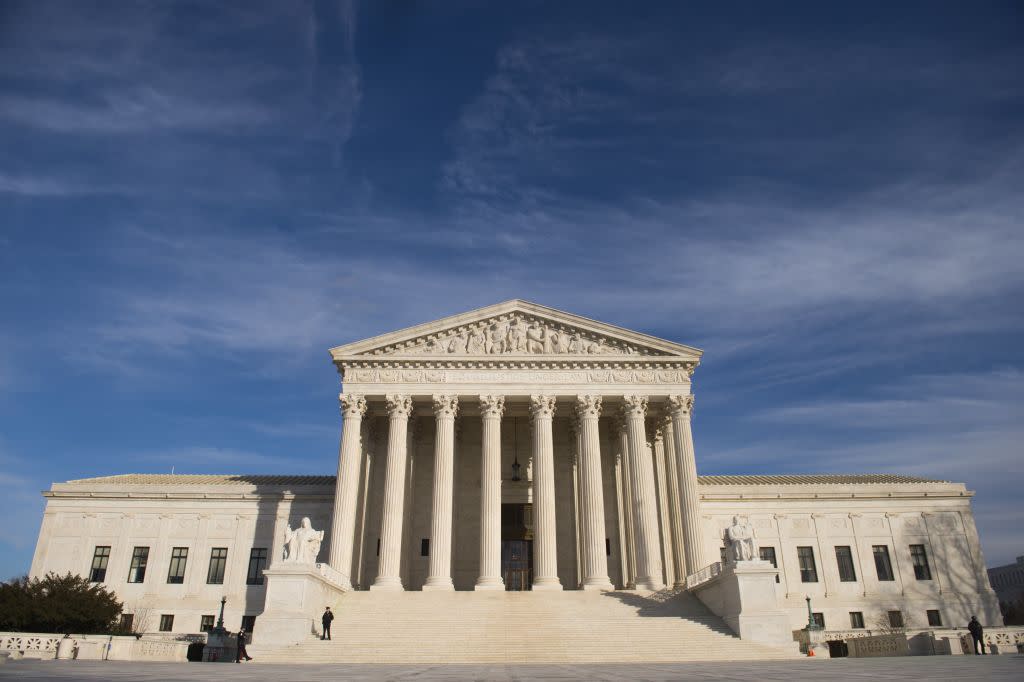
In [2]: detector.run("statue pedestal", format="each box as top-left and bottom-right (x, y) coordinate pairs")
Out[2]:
(251, 562), (349, 648)
(690, 560), (798, 651)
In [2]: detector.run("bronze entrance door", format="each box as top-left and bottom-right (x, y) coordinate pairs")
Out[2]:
(501, 503), (533, 590)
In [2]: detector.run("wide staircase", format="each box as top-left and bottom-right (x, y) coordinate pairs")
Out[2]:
(250, 589), (799, 663)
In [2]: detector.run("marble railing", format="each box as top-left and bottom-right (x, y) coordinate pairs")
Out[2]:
(685, 561), (723, 590)
(0, 633), (63, 655)
(316, 562), (350, 590)
(0, 632), (191, 661)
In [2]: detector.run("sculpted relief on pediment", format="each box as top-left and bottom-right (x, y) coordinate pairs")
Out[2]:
(365, 314), (668, 357)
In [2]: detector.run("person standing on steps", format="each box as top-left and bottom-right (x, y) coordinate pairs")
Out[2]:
(967, 615), (986, 654)
(235, 629), (253, 662)
(322, 606), (334, 641)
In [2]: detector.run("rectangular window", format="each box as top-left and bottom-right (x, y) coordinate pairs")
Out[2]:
(835, 546), (857, 582)
(606, 538), (611, 557)
(927, 609), (942, 626)
(797, 546), (818, 583)
(812, 612), (825, 629)
(167, 547), (188, 584)
(119, 614), (134, 631)
(849, 611), (865, 629)
(887, 610), (904, 628)
(910, 544), (932, 580)
(376, 538), (380, 556)
(420, 539), (429, 557)
(240, 615), (256, 635)
(246, 548), (267, 586)
(207, 548), (228, 585)
(127, 546), (149, 583)
(200, 615), (215, 632)
(720, 546), (727, 564)
(873, 545), (895, 581)
(159, 615), (174, 632)
(90, 546), (111, 583)
(759, 546), (779, 583)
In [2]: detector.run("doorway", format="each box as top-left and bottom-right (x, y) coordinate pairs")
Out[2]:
(501, 503), (533, 591)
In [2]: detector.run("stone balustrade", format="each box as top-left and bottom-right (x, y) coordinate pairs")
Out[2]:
(685, 561), (723, 590)
(0, 632), (191, 661)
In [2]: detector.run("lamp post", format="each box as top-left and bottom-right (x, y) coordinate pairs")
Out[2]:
(216, 596), (227, 630)
(805, 595), (821, 631)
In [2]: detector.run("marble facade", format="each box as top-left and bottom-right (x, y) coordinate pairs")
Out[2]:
(27, 301), (1003, 642)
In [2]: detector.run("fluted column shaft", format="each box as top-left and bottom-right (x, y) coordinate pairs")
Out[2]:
(424, 395), (458, 590)
(530, 395), (562, 590)
(617, 418), (637, 587)
(328, 394), (366, 588)
(371, 394), (412, 591)
(623, 395), (665, 590)
(577, 395), (614, 590)
(661, 418), (688, 587)
(475, 395), (505, 590)
(669, 394), (708, 576)
(652, 426), (675, 587)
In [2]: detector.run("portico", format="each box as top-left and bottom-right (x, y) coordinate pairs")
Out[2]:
(325, 300), (706, 592)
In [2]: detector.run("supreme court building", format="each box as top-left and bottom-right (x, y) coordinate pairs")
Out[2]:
(27, 301), (1004, 661)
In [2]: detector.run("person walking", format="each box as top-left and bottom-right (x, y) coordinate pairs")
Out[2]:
(235, 629), (253, 663)
(322, 606), (334, 641)
(967, 616), (986, 655)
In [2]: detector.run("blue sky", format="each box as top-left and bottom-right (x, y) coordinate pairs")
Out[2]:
(1, 1), (1022, 579)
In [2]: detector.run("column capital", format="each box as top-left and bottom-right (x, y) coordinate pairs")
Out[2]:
(575, 394), (603, 419)
(667, 394), (695, 418)
(385, 394), (413, 418)
(339, 393), (367, 418)
(621, 394), (648, 418)
(529, 395), (557, 419)
(478, 394), (505, 418)
(432, 394), (459, 419)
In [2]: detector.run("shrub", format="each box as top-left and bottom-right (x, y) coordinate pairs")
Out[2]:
(0, 572), (122, 634)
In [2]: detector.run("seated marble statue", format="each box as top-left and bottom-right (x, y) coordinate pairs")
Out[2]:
(282, 517), (324, 564)
(726, 515), (759, 563)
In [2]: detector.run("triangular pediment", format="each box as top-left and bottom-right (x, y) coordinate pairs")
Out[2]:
(329, 300), (702, 361)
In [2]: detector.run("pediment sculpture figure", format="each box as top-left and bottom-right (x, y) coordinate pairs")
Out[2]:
(726, 515), (759, 563)
(283, 517), (324, 564)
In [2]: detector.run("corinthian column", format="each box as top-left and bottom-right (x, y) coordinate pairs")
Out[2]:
(623, 395), (665, 590)
(576, 395), (614, 590)
(475, 395), (505, 590)
(530, 395), (562, 590)
(616, 416), (636, 587)
(328, 393), (366, 588)
(371, 394), (412, 591)
(661, 417), (688, 587)
(423, 395), (458, 591)
(669, 394), (708, 576)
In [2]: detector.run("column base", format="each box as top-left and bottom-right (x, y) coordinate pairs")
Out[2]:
(634, 578), (666, 591)
(474, 577), (505, 591)
(370, 576), (404, 591)
(532, 577), (563, 591)
(581, 579), (615, 592)
(422, 577), (454, 591)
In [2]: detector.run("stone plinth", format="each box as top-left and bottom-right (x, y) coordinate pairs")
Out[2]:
(251, 562), (348, 648)
(690, 560), (797, 651)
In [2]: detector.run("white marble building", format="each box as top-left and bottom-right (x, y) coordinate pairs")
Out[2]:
(27, 301), (1003, 645)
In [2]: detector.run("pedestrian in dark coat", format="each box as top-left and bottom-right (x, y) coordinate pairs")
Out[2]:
(967, 616), (986, 655)
(322, 606), (334, 641)
(235, 629), (253, 662)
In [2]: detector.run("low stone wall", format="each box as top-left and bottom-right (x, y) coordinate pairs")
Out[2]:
(0, 632), (190, 662)
(846, 634), (911, 658)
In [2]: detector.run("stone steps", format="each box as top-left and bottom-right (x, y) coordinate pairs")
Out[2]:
(249, 589), (799, 663)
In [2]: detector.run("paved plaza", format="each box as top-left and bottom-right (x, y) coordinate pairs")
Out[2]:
(1, 657), (1021, 681)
